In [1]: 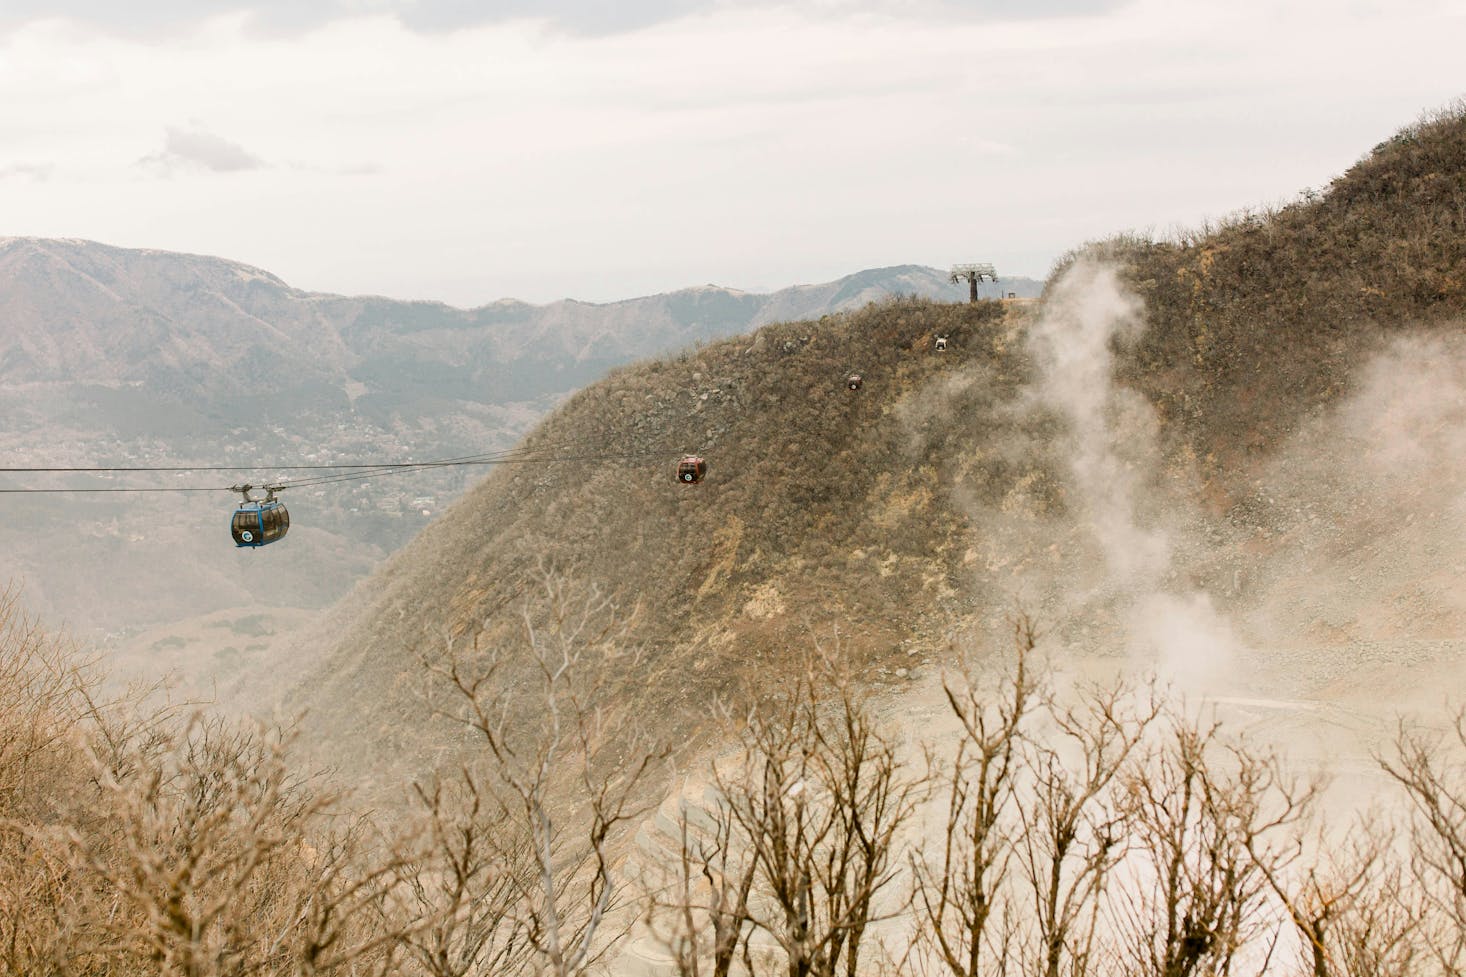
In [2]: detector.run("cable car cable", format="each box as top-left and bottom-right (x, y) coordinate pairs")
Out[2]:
(0, 433), (626, 477)
(0, 441), (600, 475)
(280, 449), (664, 490)
(0, 447), (669, 494)
(0, 485), (231, 494)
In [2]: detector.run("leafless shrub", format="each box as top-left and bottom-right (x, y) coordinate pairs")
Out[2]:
(0, 585), (420, 977)
(645, 788), (758, 977)
(908, 616), (1038, 977)
(44, 714), (413, 977)
(1115, 717), (1315, 977)
(426, 568), (667, 977)
(0, 586), (93, 974)
(21, 567), (1466, 977)
(650, 620), (1431, 977)
(1378, 709), (1466, 975)
(1299, 825), (1422, 977)
(0, 587), (90, 819)
(649, 648), (924, 977)
(1016, 680), (1157, 977)
(395, 767), (534, 977)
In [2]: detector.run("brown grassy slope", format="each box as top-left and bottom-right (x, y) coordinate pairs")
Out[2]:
(1088, 103), (1466, 496)
(290, 106), (1466, 794)
(288, 298), (1051, 790)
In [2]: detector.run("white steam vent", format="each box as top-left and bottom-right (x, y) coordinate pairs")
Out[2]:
(1027, 259), (1240, 688)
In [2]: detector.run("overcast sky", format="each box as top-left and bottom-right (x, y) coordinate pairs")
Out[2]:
(1, 0), (1461, 306)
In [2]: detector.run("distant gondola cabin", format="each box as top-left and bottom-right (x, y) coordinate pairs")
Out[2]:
(232, 499), (290, 547)
(677, 455), (707, 484)
(934, 336), (949, 351)
(846, 373), (863, 390)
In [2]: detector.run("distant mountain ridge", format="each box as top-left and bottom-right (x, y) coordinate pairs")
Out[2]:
(0, 237), (1039, 429)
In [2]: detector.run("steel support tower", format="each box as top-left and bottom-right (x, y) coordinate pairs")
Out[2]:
(950, 262), (998, 303)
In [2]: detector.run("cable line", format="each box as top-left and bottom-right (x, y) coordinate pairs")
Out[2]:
(0, 434), (692, 547)
(0, 436), (611, 476)
(0, 443), (667, 495)
(0, 485), (230, 494)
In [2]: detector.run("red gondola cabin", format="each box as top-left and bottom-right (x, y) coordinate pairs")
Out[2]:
(847, 373), (863, 390)
(677, 455), (707, 484)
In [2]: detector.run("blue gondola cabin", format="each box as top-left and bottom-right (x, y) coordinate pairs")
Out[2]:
(232, 498), (290, 547)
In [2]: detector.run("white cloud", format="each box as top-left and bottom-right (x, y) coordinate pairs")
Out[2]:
(0, 1), (1461, 304)
(0, 161), (55, 180)
(2, 1), (1129, 37)
(139, 123), (265, 173)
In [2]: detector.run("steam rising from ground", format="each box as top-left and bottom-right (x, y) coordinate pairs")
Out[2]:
(992, 258), (1466, 754)
(1243, 331), (1466, 706)
(896, 260), (1466, 843)
(1026, 259), (1238, 688)
(1027, 261), (1162, 589)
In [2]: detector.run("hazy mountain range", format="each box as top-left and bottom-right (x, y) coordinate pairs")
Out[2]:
(0, 238), (1038, 435)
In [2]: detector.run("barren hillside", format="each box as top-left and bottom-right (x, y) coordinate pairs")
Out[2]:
(287, 106), (1466, 802)
(288, 297), (1026, 789)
